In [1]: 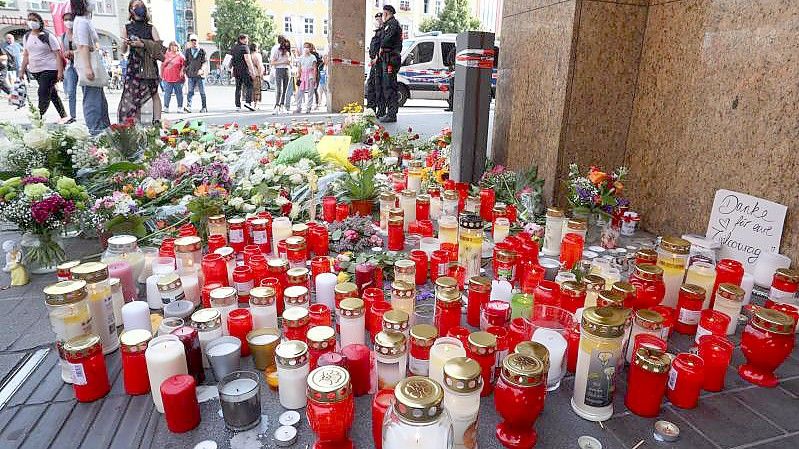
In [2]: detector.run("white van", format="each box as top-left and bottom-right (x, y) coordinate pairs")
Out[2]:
(397, 32), (497, 107)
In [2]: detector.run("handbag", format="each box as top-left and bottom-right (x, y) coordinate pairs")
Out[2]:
(78, 50), (109, 87)
(8, 80), (26, 109)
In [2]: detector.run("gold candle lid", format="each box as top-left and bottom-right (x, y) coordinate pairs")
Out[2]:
(468, 275), (491, 293)
(409, 160), (424, 169)
(286, 236), (307, 250)
(634, 347), (671, 373)
(566, 219), (587, 231)
(500, 353), (546, 387)
(282, 306), (310, 327)
(107, 235), (138, 252)
(374, 330), (407, 357)
(334, 282), (358, 297)
(228, 217), (245, 225)
(634, 309), (664, 330)
(443, 356), (482, 393)
(306, 325), (336, 349)
(174, 236), (202, 252)
(307, 365), (352, 403)
(514, 341), (550, 371)
(409, 324), (438, 347)
(611, 281), (635, 297)
(44, 280), (88, 306)
(717, 283), (745, 302)
(634, 264), (664, 281)
(287, 267), (310, 283)
(598, 290), (625, 308)
(582, 274), (606, 291)
(467, 331), (497, 354)
(210, 286), (237, 302)
(63, 334), (101, 357)
(70, 262), (109, 283)
(546, 207), (564, 218)
(417, 194), (430, 205)
(582, 306), (629, 338)
(338, 297), (365, 317)
(435, 276), (458, 292)
(267, 258), (289, 271)
(57, 260), (81, 272)
(383, 309), (410, 331)
(379, 191), (397, 203)
(774, 268), (799, 284)
(400, 189), (417, 199)
(291, 223), (309, 235)
(680, 283), (706, 299)
(443, 190), (459, 201)
(284, 286), (310, 305)
(659, 236), (690, 255)
(395, 259), (416, 273)
(156, 273), (183, 292)
(394, 376), (445, 423)
(751, 307), (795, 335)
(275, 340), (309, 367)
(635, 248), (658, 263)
(119, 328), (152, 353)
(250, 286), (276, 306)
(191, 308), (222, 330)
(388, 208), (404, 219)
(208, 214), (226, 225)
(562, 281), (586, 297)
(391, 280), (415, 297)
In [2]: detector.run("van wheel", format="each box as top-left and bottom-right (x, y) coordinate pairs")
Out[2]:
(397, 85), (409, 107)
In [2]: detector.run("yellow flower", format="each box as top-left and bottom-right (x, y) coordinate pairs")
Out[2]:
(337, 272), (351, 283)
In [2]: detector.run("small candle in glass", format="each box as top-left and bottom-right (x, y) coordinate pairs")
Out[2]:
(70, 262), (119, 354)
(213, 247), (237, 286)
(307, 325), (336, 370)
(428, 336), (467, 386)
(284, 285), (311, 310)
(218, 371), (262, 431)
(64, 334), (111, 402)
(391, 280), (416, 317)
(379, 191), (397, 231)
(409, 324), (438, 376)
(442, 356), (483, 449)
(282, 306), (311, 342)
(338, 297), (366, 348)
(666, 353), (705, 409)
(394, 259), (416, 285)
(120, 329), (153, 395)
(712, 283), (745, 335)
(374, 330), (408, 390)
(207, 214), (227, 238)
(438, 215), (459, 245)
(206, 336), (242, 380)
(309, 303), (332, 327)
(246, 328), (280, 371)
(399, 190), (417, 231)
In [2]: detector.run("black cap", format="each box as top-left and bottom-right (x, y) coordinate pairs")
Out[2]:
(459, 213), (483, 230)
(375, 13), (382, 18)
(383, 4), (396, 14)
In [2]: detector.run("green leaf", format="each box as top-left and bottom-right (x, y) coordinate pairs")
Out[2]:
(331, 229), (343, 241)
(103, 161), (145, 174)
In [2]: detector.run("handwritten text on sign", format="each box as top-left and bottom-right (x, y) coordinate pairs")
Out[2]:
(706, 189), (787, 271)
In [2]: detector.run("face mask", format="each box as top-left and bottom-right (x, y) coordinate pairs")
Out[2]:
(303, 48), (310, 55)
(28, 21), (40, 30)
(133, 6), (146, 19)
(64, 21), (73, 29)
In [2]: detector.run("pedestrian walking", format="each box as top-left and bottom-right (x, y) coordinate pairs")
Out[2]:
(2, 34), (22, 79)
(366, 12), (384, 117)
(293, 42), (317, 114)
(183, 34), (206, 112)
(61, 12), (78, 123)
(309, 43), (323, 109)
(0, 54), (11, 95)
(378, 5), (402, 123)
(270, 35), (291, 114)
(317, 54), (329, 110)
(19, 12), (67, 122)
(71, 0), (111, 135)
(161, 41), (185, 113)
(286, 48), (300, 112)
(230, 34), (256, 111)
(250, 42), (264, 110)
(118, 0), (165, 126)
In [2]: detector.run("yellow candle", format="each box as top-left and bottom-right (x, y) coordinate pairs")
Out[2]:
(685, 262), (716, 309)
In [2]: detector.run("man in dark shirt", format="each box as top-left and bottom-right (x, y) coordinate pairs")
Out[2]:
(230, 34), (256, 111)
(183, 34), (207, 112)
(366, 13), (384, 117)
(379, 4), (403, 123)
(444, 46), (455, 111)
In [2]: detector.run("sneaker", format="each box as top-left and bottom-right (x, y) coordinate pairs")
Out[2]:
(162, 108), (169, 113)
(65, 117), (76, 124)
(183, 106), (191, 113)
(236, 107), (242, 111)
(200, 108), (207, 113)
(244, 103), (255, 111)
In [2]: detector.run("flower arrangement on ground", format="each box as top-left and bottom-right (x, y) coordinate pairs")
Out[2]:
(479, 161), (545, 223)
(566, 164), (628, 219)
(328, 215), (383, 254)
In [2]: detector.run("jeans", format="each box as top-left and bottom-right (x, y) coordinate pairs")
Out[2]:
(163, 81), (184, 109)
(274, 67), (289, 108)
(186, 76), (206, 109)
(32, 70), (66, 118)
(234, 75), (252, 107)
(63, 64), (78, 118)
(82, 85), (110, 136)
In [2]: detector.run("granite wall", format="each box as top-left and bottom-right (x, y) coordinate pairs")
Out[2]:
(328, 0), (366, 112)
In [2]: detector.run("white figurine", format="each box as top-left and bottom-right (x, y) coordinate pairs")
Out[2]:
(3, 240), (21, 273)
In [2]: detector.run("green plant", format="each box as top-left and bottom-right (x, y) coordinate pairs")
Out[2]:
(213, 0), (275, 53)
(418, 0), (481, 34)
(340, 164), (378, 201)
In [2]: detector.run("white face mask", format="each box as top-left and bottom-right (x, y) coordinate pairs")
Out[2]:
(28, 21), (40, 30)
(64, 21), (74, 29)
(303, 47), (310, 55)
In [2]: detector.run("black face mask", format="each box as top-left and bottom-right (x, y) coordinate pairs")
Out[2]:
(132, 6), (146, 21)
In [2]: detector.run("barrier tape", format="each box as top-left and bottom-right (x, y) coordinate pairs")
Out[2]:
(330, 58), (366, 67)
(455, 48), (495, 69)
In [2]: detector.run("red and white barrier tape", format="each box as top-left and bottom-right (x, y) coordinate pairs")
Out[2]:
(455, 48), (495, 69)
(330, 58), (366, 67)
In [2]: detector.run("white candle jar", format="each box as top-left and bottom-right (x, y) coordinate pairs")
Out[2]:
(174, 236), (203, 277)
(712, 283), (745, 335)
(214, 246), (237, 286)
(380, 191), (398, 232)
(394, 259), (416, 286)
(541, 208), (564, 256)
(374, 330), (408, 390)
(383, 376), (454, 449)
(102, 235), (145, 282)
(442, 357), (482, 449)
(382, 309), (411, 338)
(391, 280), (416, 317)
(70, 262), (119, 354)
(429, 337), (467, 386)
(399, 190), (417, 231)
(156, 273), (186, 306)
(284, 285), (310, 310)
(207, 214), (228, 237)
(272, 217), (293, 255)
(146, 257), (177, 310)
(109, 277), (124, 327)
(656, 237), (691, 308)
(337, 297), (366, 348)
(44, 280), (93, 383)
(275, 340), (310, 409)
(684, 261), (716, 309)
(625, 309), (664, 363)
(210, 286), (239, 335)
(442, 190), (459, 218)
(191, 308), (223, 368)
(407, 160), (423, 192)
(438, 215), (459, 245)
(250, 286), (278, 329)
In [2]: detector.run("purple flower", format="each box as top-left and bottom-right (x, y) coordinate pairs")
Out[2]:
(21, 176), (50, 185)
(31, 194), (73, 224)
(148, 153), (177, 179)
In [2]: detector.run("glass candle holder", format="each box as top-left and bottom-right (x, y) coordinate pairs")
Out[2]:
(218, 371), (262, 431)
(694, 309), (731, 343)
(372, 389), (395, 449)
(675, 283), (706, 335)
(443, 356), (482, 449)
(666, 353), (704, 409)
(467, 331), (497, 397)
(481, 300), (511, 330)
(276, 340), (310, 409)
(250, 286), (278, 329)
(685, 261), (716, 309)
(70, 262), (119, 355)
(246, 328), (280, 371)
(383, 377), (453, 449)
(171, 325), (205, 385)
(712, 283), (745, 335)
(338, 298), (366, 348)
(739, 307), (795, 387)
(529, 305), (573, 391)
(697, 334), (734, 392)
(391, 280), (416, 317)
(625, 347), (671, 417)
(322, 196), (337, 223)
(120, 329), (153, 395)
(206, 336), (242, 381)
(306, 365), (355, 449)
(285, 285), (311, 309)
(307, 325), (336, 370)
(44, 280), (93, 384)
(227, 308), (253, 356)
(342, 343), (372, 396)
(283, 306), (311, 343)
(191, 308), (223, 368)
(629, 264), (666, 310)
(711, 258), (745, 305)
(374, 330), (408, 390)
(510, 293), (534, 320)
(494, 353), (547, 449)
(310, 303), (332, 327)
(541, 208), (565, 256)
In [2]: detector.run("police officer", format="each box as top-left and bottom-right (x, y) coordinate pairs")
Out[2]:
(444, 45), (456, 111)
(366, 13), (384, 117)
(379, 4), (402, 123)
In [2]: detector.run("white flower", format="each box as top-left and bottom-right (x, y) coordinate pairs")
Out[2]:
(65, 123), (90, 140)
(243, 203), (256, 213)
(250, 168), (265, 184)
(296, 159), (312, 172)
(274, 196), (289, 207)
(262, 168), (274, 182)
(289, 173), (303, 185)
(23, 128), (51, 150)
(289, 203), (300, 220)
(229, 197), (245, 208)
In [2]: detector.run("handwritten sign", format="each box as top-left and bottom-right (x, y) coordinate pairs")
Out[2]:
(706, 189), (787, 271)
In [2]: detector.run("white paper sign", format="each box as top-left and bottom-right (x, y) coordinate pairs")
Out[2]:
(705, 189), (787, 271)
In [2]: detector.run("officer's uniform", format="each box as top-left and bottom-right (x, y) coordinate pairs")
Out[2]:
(366, 25), (384, 116)
(380, 15), (403, 121)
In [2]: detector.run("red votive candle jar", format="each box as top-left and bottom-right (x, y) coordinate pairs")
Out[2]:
(310, 226), (330, 257)
(306, 365), (355, 449)
(410, 250), (428, 285)
(322, 196), (337, 223)
(286, 236), (308, 269)
(479, 188), (495, 222)
(519, 261), (545, 294)
(159, 239), (175, 258)
(493, 249), (518, 284)
(675, 284), (705, 335)
(310, 303), (332, 327)
(447, 263), (466, 290)
(667, 353), (705, 409)
(468, 331), (497, 396)
(560, 281), (586, 314)
(566, 320), (580, 373)
(651, 305), (676, 340)
(481, 300), (511, 330)
(307, 326), (336, 370)
(534, 280), (561, 307)
(417, 219), (434, 237)
(508, 317), (531, 351)
(488, 325), (510, 380)
(318, 352), (346, 368)
(697, 334), (733, 392)
(250, 218), (270, 254)
(342, 343), (372, 396)
(629, 264), (666, 310)
(633, 333), (668, 356)
(227, 309), (254, 357)
(387, 217), (404, 251)
(161, 374), (201, 433)
(711, 259), (744, 308)
(694, 309), (731, 344)
(494, 353), (547, 449)
(409, 324), (437, 376)
(243, 245), (260, 265)
(625, 347), (671, 417)
(354, 263), (376, 295)
(447, 326), (472, 348)
(200, 282), (222, 309)
(767, 302), (799, 332)
(430, 250), (450, 282)
(768, 269), (799, 305)
(435, 291), (462, 337)
(178, 223), (197, 237)
(248, 254), (269, 286)
(202, 253), (229, 287)
(171, 326), (205, 385)
(311, 256), (333, 279)
(370, 301), (393, 342)
(467, 276), (491, 327)
(335, 203), (350, 221)
(739, 307), (796, 388)
(227, 217), (246, 253)
(372, 389), (395, 449)
(64, 334), (110, 402)
(277, 240), (287, 260)
(233, 265), (254, 303)
(520, 239), (539, 265)
(441, 242), (459, 262)
(283, 307), (311, 343)
(120, 329), (152, 395)
(559, 233), (584, 270)
(362, 287), (385, 332)
(416, 195), (430, 221)
(207, 234), (227, 253)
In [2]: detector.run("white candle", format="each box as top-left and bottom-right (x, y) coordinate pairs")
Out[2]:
(399, 191), (417, 231)
(145, 335), (188, 413)
(490, 280), (513, 302)
(250, 302), (278, 330)
(207, 341), (240, 357)
(109, 278), (124, 327)
(122, 301), (151, 331)
(493, 217), (510, 243)
(146, 258), (176, 310)
(249, 333), (279, 345)
(272, 217), (293, 255)
(428, 337), (466, 386)
(740, 272), (755, 306)
(339, 313), (365, 348)
(419, 237), (440, 258)
(314, 273), (337, 310)
(532, 327), (568, 390)
(430, 196), (442, 221)
(179, 272), (201, 307)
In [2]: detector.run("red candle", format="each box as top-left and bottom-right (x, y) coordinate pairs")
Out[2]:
(342, 343), (372, 396)
(233, 266), (254, 303)
(207, 234), (227, 253)
(694, 309), (731, 344)
(372, 389), (395, 449)
(440, 242), (458, 262)
(227, 217), (246, 253)
(666, 353), (704, 409)
(494, 353), (546, 449)
(178, 223), (198, 237)
(566, 320), (580, 373)
(739, 307), (795, 388)
(64, 334), (110, 402)
(766, 302), (799, 332)
(697, 334), (733, 392)
(250, 218), (270, 254)
(633, 333), (667, 355)
(310, 226), (330, 257)
(202, 282), (223, 309)
(479, 188), (495, 222)
(519, 262), (545, 294)
(447, 325), (471, 348)
(283, 307), (311, 343)
(447, 263), (466, 290)
(307, 326), (336, 370)
(277, 240), (287, 260)
(306, 366), (355, 449)
(322, 196), (337, 223)
(468, 331), (497, 396)
(711, 259), (744, 308)
(769, 269), (799, 304)
(416, 196), (430, 221)
(417, 219), (434, 237)
(120, 329), (152, 395)
(311, 256), (333, 279)
(430, 249), (450, 282)
(675, 284), (705, 335)
(519, 239), (539, 266)
(171, 326), (205, 385)
(387, 217), (404, 251)
(481, 300), (511, 330)
(309, 303), (332, 327)
(508, 317), (531, 352)
(629, 264), (666, 310)
(493, 249), (518, 285)
(227, 309), (254, 357)
(318, 352), (346, 368)
(435, 292), (461, 337)
(559, 232), (584, 270)
(534, 280), (560, 307)
(409, 324), (437, 376)
(369, 301), (393, 342)
(560, 281), (586, 313)
(487, 325), (510, 380)
(248, 254), (269, 286)
(161, 374), (201, 433)
(467, 276), (491, 327)
(355, 263), (376, 295)
(243, 245), (260, 265)
(625, 347), (671, 417)
(335, 203), (350, 221)
(409, 250), (428, 285)
(362, 287), (385, 331)
(202, 253), (228, 287)
(286, 236), (308, 268)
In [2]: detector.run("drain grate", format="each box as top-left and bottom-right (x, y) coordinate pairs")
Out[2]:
(0, 348), (50, 410)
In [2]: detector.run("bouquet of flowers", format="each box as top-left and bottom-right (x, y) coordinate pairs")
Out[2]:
(90, 191), (147, 237)
(479, 161), (545, 222)
(566, 164), (628, 218)
(328, 215), (384, 254)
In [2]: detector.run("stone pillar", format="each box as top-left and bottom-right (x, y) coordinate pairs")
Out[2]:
(450, 31), (495, 184)
(328, 0), (367, 113)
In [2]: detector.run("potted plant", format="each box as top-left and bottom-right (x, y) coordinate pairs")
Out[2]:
(340, 163), (378, 216)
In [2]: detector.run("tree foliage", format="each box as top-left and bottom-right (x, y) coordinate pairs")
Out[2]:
(418, 0), (481, 34)
(212, 0), (275, 52)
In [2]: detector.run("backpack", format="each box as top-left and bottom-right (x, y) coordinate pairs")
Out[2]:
(23, 30), (58, 52)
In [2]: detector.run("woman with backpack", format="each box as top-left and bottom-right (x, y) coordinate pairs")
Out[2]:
(19, 12), (67, 121)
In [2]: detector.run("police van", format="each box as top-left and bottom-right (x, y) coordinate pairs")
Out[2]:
(397, 31), (498, 107)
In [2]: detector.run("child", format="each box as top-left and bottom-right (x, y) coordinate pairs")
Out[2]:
(293, 42), (318, 114)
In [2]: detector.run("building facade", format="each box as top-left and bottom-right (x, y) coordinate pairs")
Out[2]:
(262, 0), (329, 52)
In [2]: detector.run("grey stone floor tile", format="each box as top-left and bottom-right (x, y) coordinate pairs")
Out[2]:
(606, 407), (716, 449)
(79, 395), (129, 449)
(733, 387), (799, 432)
(672, 394), (783, 448)
(109, 395), (152, 449)
(0, 352), (25, 383)
(56, 400), (102, 448)
(747, 432), (799, 449)
(19, 401), (73, 449)
(0, 403), (48, 449)
(778, 377), (799, 397)
(7, 350), (58, 407)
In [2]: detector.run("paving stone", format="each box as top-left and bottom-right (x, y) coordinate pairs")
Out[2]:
(672, 393), (783, 448)
(606, 406), (716, 449)
(747, 432), (799, 449)
(0, 352), (24, 383)
(778, 377), (799, 397)
(7, 349), (58, 408)
(108, 395), (152, 449)
(19, 401), (73, 449)
(79, 395), (129, 449)
(733, 387), (799, 432)
(56, 400), (102, 448)
(0, 403), (47, 449)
